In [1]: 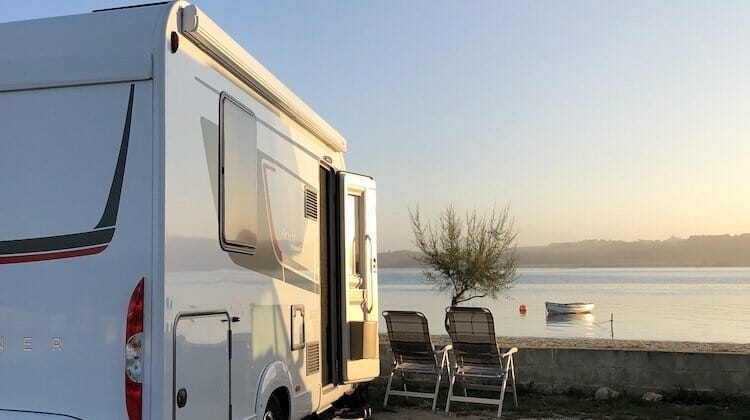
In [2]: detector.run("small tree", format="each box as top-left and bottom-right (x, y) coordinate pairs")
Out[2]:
(410, 205), (518, 306)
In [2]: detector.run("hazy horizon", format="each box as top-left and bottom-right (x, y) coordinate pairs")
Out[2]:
(7, 2), (750, 250)
(381, 231), (750, 253)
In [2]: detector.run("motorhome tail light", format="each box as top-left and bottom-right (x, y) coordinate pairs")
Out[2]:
(125, 278), (144, 420)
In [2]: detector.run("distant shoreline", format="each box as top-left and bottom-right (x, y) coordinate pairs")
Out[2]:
(379, 233), (750, 269)
(516, 264), (750, 269)
(379, 265), (750, 269)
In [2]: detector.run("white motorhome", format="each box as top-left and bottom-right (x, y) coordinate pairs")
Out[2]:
(0, 2), (379, 419)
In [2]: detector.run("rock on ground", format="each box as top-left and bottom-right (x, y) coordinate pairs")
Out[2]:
(594, 387), (621, 401)
(642, 392), (663, 402)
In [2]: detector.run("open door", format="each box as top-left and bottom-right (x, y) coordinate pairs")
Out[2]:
(338, 172), (379, 383)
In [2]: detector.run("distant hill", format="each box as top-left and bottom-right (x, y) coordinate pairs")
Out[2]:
(378, 234), (750, 268)
(377, 250), (424, 268)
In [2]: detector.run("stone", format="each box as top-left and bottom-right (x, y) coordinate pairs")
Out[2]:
(642, 392), (663, 402)
(594, 386), (621, 401)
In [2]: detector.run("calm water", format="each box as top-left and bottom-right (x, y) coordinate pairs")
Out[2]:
(378, 268), (750, 343)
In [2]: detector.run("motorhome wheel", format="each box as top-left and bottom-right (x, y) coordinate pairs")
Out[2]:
(264, 394), (284, 420)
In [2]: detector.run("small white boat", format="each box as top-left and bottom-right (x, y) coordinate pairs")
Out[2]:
(545, 301), (595, 314)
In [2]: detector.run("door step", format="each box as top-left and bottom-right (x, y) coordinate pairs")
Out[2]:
(333, 406), (372, 419)
(307, 405), (372, 420)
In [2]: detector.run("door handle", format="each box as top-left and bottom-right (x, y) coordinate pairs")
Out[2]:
(363, 235), (374, 315)
(176, 388), (188, 408)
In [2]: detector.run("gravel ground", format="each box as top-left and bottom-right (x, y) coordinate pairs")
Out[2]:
(370, 335), (750, 419)
(372, 408), (507, 419)
(372, 407), (580, 419)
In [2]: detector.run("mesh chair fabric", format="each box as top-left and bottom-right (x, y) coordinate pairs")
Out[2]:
(445, 307), (502, 369)
(383, 310), (438, 366)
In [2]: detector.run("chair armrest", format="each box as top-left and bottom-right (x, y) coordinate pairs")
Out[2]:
(501, 347), (518, 358)
(435, 344), (453, 354)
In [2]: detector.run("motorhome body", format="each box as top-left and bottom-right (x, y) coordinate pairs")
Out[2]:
(0, 2), (379, 419)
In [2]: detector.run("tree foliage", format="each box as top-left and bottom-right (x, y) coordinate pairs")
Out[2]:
(410, 205), (518, 306)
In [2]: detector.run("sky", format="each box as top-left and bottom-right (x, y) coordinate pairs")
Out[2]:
(5, 1), (750, 250)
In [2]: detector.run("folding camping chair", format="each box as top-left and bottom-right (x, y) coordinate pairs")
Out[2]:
(382, 310), (452, 410)
(444, 306), (518, 418)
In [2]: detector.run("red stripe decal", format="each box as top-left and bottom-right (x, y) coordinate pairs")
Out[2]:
(0, 245), (109, 265)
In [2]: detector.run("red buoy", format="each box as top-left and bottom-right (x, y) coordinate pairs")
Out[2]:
(519, 304), (527, 314)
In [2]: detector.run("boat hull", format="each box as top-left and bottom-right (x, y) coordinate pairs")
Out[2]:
(545, 301), (595, 314)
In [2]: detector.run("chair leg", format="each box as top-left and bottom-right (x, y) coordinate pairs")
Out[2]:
(400, 371), (408, 401)
(445, 372), (456, 413)
(498, 372), (508, 418)
(431, 371), (442, 411)
(434, 350), (450, 412)
(510, 356), (518, 407)
(498, 356), (513, 418)
(383, 369), (395, 408)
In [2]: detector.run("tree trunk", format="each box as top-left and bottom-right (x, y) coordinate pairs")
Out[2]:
(451, 296), (459, 307)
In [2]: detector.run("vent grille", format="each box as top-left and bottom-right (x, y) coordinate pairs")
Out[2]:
(304, 188), (318, 220)
(306, 341), (320, 375)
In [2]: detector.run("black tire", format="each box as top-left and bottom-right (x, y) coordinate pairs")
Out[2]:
(263, 394), (285, 420)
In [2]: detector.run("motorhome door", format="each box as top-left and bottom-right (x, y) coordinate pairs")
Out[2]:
(338, 172), (379, 383)
(174, 313), (231, 419)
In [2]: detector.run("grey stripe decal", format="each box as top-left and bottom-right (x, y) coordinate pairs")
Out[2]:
(0, 83), (134, 256)
(194, 75), (321, 161)
(0, 410), (83, 420)
(256, 118), (320, 161)
(0, 228), (115, 255)
(284, 268), (321, 294)
(96, 83), (135, 228)
(259, 151), (316, 192)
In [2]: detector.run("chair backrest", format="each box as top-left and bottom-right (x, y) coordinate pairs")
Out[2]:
(382, 310), (437, 365)
(444, 306), (500, 367)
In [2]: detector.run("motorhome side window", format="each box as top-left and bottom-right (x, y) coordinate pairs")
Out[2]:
(345, 194), (363, 277)
(220, 94), (258, 253)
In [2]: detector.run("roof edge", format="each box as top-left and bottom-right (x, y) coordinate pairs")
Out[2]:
(180, 4), (347, 153)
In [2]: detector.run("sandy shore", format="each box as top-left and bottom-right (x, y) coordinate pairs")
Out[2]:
(381, 334), (750, 354)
